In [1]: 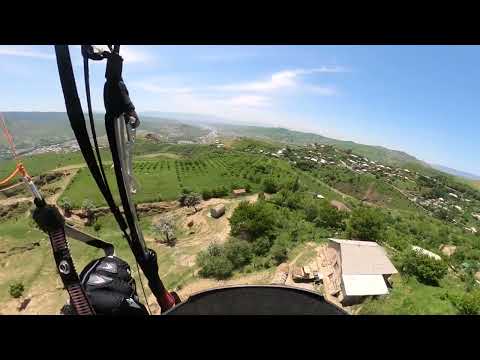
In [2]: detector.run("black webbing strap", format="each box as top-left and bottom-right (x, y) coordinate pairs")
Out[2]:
(33, 199), (95, 315)
(82, 50), (110, 195)
(56, 45), (178, 312)
(102, 50), (175, 309)
(55, 45), (130, 241)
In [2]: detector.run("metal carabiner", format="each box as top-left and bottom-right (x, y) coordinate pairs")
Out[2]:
(125, 114), (140, 194)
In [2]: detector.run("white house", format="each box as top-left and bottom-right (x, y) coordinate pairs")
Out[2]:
(327, 239), (398, 306)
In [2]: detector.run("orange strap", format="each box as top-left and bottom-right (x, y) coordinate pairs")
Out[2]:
(0, 113), (18, 160)
(0, 114), (32, 188)
(0, 166), (21, 186)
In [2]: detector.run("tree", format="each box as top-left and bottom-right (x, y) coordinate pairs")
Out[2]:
(224, 239), (253, 268)
(399, 249), (448, 286)
(59, 197), (72, 217)
(262, 177), (279, 194)
(230, 201), (277, 240)
(9, 282), (24, 299)
(81, 199), (95, 226)
(197, 243), (234, 280)
(313, 202), (347, 230)
(269, 239), (288, 265)
(202, 189), (212, 200)
(184, 193), (202, 212)
(153, 215), (177, 246)
(198, 255), (234, 280)
(346, 207), (387, 242)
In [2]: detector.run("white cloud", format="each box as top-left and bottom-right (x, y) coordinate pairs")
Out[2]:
(216, 66), (344, 93)
(0, 46), (54, 60)
(131, 65), (346, 129)
(119, 45), (153, 64)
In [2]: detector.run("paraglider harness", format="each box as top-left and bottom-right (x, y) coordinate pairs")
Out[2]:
(4, 45), (347, 316)
(51, 45), (179, 314)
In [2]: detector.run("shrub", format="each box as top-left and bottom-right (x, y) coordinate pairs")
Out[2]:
(448, 290), (480, 315)
(313, 202), (346, 230)
(202, 189), (212, 200)
(262, 177), (279, 194)
(59, 197), (72, 212)
(399, 249), (448, 286)
(9, 282), (24, 298)
(224, 240), (253, 268)
(252, 236), (273, 256)
(346, 207), (387, 242)
(230, 201), (277, 240)
(152, 215), (177, 246)
(93, 223), (101, 232)
(212, 186), (229, 198)
(197, 245), (234, 280)
(269, 240), (288, 265)
(81, 199), (96, 226)
(184, 193), (202, 212)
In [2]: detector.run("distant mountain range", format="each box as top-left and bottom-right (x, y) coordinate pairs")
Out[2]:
(431, 164), (480, 180)
(0, 112), (208, 156)
(2, 112), (476, 181)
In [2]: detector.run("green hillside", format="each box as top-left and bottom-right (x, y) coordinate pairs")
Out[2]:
(215, 124), (424, 167)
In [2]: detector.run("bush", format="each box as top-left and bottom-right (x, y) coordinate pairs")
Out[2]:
(346, 207), (387, 242)
(252, 236), (273, 256)
(224, 240), (253, 268)
(269, 240), (288, 265)
(313, 202), (346, 230)
(197, 245), (234, 280)
(262, 177), (279, 194)
(198, 256), (234, 280)
(59, 197), (72, 212)
(230, 201), (277, 240)
(202, 189), (212, 200)
(184, 193), (202, 212)
(93, 223), (101, 232)
(448, 290), (480, 315)
(399, 249), (448, 286)
(9, 282), (24, 298)
(212, 186), (229, 198)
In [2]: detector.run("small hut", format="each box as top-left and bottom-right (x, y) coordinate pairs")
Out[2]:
(210, 204), (225, 219)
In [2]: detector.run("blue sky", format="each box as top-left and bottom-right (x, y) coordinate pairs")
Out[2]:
(0, 45), (479, 175)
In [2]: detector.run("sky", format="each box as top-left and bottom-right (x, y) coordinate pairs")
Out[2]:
(0, 45), (479, 175)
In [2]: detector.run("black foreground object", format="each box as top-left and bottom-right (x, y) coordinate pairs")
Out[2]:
(79, 256), (149, 316)
(163, 285), (348, 315)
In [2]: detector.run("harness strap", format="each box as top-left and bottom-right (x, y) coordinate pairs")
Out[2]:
(55, 45), (130, 239)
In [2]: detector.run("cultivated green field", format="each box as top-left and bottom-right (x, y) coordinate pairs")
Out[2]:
(0, 152), (91, 179)
(61, 153), (262, 207)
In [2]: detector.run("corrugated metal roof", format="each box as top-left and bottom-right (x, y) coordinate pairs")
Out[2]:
(329, 238), (398, 275)
(342, 274), (389, 296)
